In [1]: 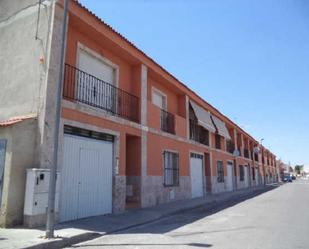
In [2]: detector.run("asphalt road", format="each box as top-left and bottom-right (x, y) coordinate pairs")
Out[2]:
(67, 179), (309, 249)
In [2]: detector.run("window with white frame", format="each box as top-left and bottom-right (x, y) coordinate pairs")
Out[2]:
(163, 151), (179, 186)
(152, 88), (167, 110)
(217, 160), (224, 183)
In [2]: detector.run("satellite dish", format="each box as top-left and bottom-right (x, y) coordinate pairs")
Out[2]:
(233, 149), (240, 157)
(253, 146), (260, 154)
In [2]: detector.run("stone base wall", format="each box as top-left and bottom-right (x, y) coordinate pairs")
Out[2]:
(126, 176), (141, 203)
(211, 176), (228, 194)
(237, 179), (247, 190)
(141, 176), (191, 208)
(113, 175), (126, 213)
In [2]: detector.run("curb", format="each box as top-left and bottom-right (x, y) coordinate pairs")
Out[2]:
(23, 185), (274, 249)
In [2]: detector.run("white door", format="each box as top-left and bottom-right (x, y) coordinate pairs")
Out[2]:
(78, 48), (116, 111)
(226, 162), (233, 192)
(255, 168), (259, 185)
(190, 155), (204, 198)
(60, 134), (113, 222)
(244, 166), (249, 187)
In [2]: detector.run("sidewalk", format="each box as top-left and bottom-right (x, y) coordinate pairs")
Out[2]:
(0, 185), (277, 249)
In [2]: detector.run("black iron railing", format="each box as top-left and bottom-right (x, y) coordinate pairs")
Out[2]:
(238, 146), (242, 157)
(189, 119), (209, 146)
(254, 153), (259, 162)
(215, 134), (221, 150)
(63, 64), (139, 122)
(244, 149), (250, 159)
(161, 109), (175, 134)
(226, 140), (235, 154)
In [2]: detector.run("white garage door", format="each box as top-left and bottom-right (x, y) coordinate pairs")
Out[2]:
(226, 162), (234, 192)
(190, 154), (204, 198)
(60, 132), (113, 222)
(244, 165), (249, 188)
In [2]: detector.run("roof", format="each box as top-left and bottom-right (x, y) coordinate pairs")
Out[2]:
(0, 114), (37, 127)
(70, 1), (274, 154)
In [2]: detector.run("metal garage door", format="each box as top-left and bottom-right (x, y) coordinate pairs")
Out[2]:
(60, 130), (113, 222)
(226, 162), (234, 192)
(190, 154), (204, 198)
(244, 165), (249, 188)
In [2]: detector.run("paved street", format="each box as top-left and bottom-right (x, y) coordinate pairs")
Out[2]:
(67, 180), (309, 249)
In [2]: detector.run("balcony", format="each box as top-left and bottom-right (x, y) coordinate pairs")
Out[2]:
(254, 153), (259, 162)
(189, 119), (209, 146)
(226, 140), (235, 154)
(244, 148), (250, 159)
(161, 109), (175, 134)
(63, 64), (139, 122)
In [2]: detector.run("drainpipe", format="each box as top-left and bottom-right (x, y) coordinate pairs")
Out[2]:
(45, 0), (69, 239)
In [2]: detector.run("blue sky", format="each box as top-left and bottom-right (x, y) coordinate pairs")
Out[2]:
(79, 0), (309, 169)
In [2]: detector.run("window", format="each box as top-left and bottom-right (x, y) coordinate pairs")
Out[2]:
(163, 151), (179, 186)
(226, 139), (235, 154)
(217, 161), (224, 183)
(189, 119), (209, 146)
(77, 47), (117, 112)
(251, 167), (255, 180)
(152, 88), (167, 110)
(239, 165), (244, 181)
(215, 134), (221, 149)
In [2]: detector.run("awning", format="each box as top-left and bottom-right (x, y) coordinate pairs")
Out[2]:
(211, 115), (231, 140)
(189, 100), (216, 133)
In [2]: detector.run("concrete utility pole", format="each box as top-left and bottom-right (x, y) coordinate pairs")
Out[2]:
(45, 0), (69, 239)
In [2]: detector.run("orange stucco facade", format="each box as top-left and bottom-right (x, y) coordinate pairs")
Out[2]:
(60, 1), (278, 211)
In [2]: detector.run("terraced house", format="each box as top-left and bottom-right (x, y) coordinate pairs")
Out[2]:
(0, 0), (279, 228)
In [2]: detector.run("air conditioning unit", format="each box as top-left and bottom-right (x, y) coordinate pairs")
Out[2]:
(24, 169), (60, 227)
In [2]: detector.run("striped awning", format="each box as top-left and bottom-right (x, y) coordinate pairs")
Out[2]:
(211, 115), (231, 140)
(189, 100), (216, 133)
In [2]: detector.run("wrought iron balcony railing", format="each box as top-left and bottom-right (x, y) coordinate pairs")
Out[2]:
(63, 64), (139, 123)
(161, 109), (175, 134)
(189, 119), (209, 146)
(226, 140), (235, 154)
(244, 148), (250, 159)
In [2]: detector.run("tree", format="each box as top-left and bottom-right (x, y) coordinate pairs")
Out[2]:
(294, 165), (304, 174)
